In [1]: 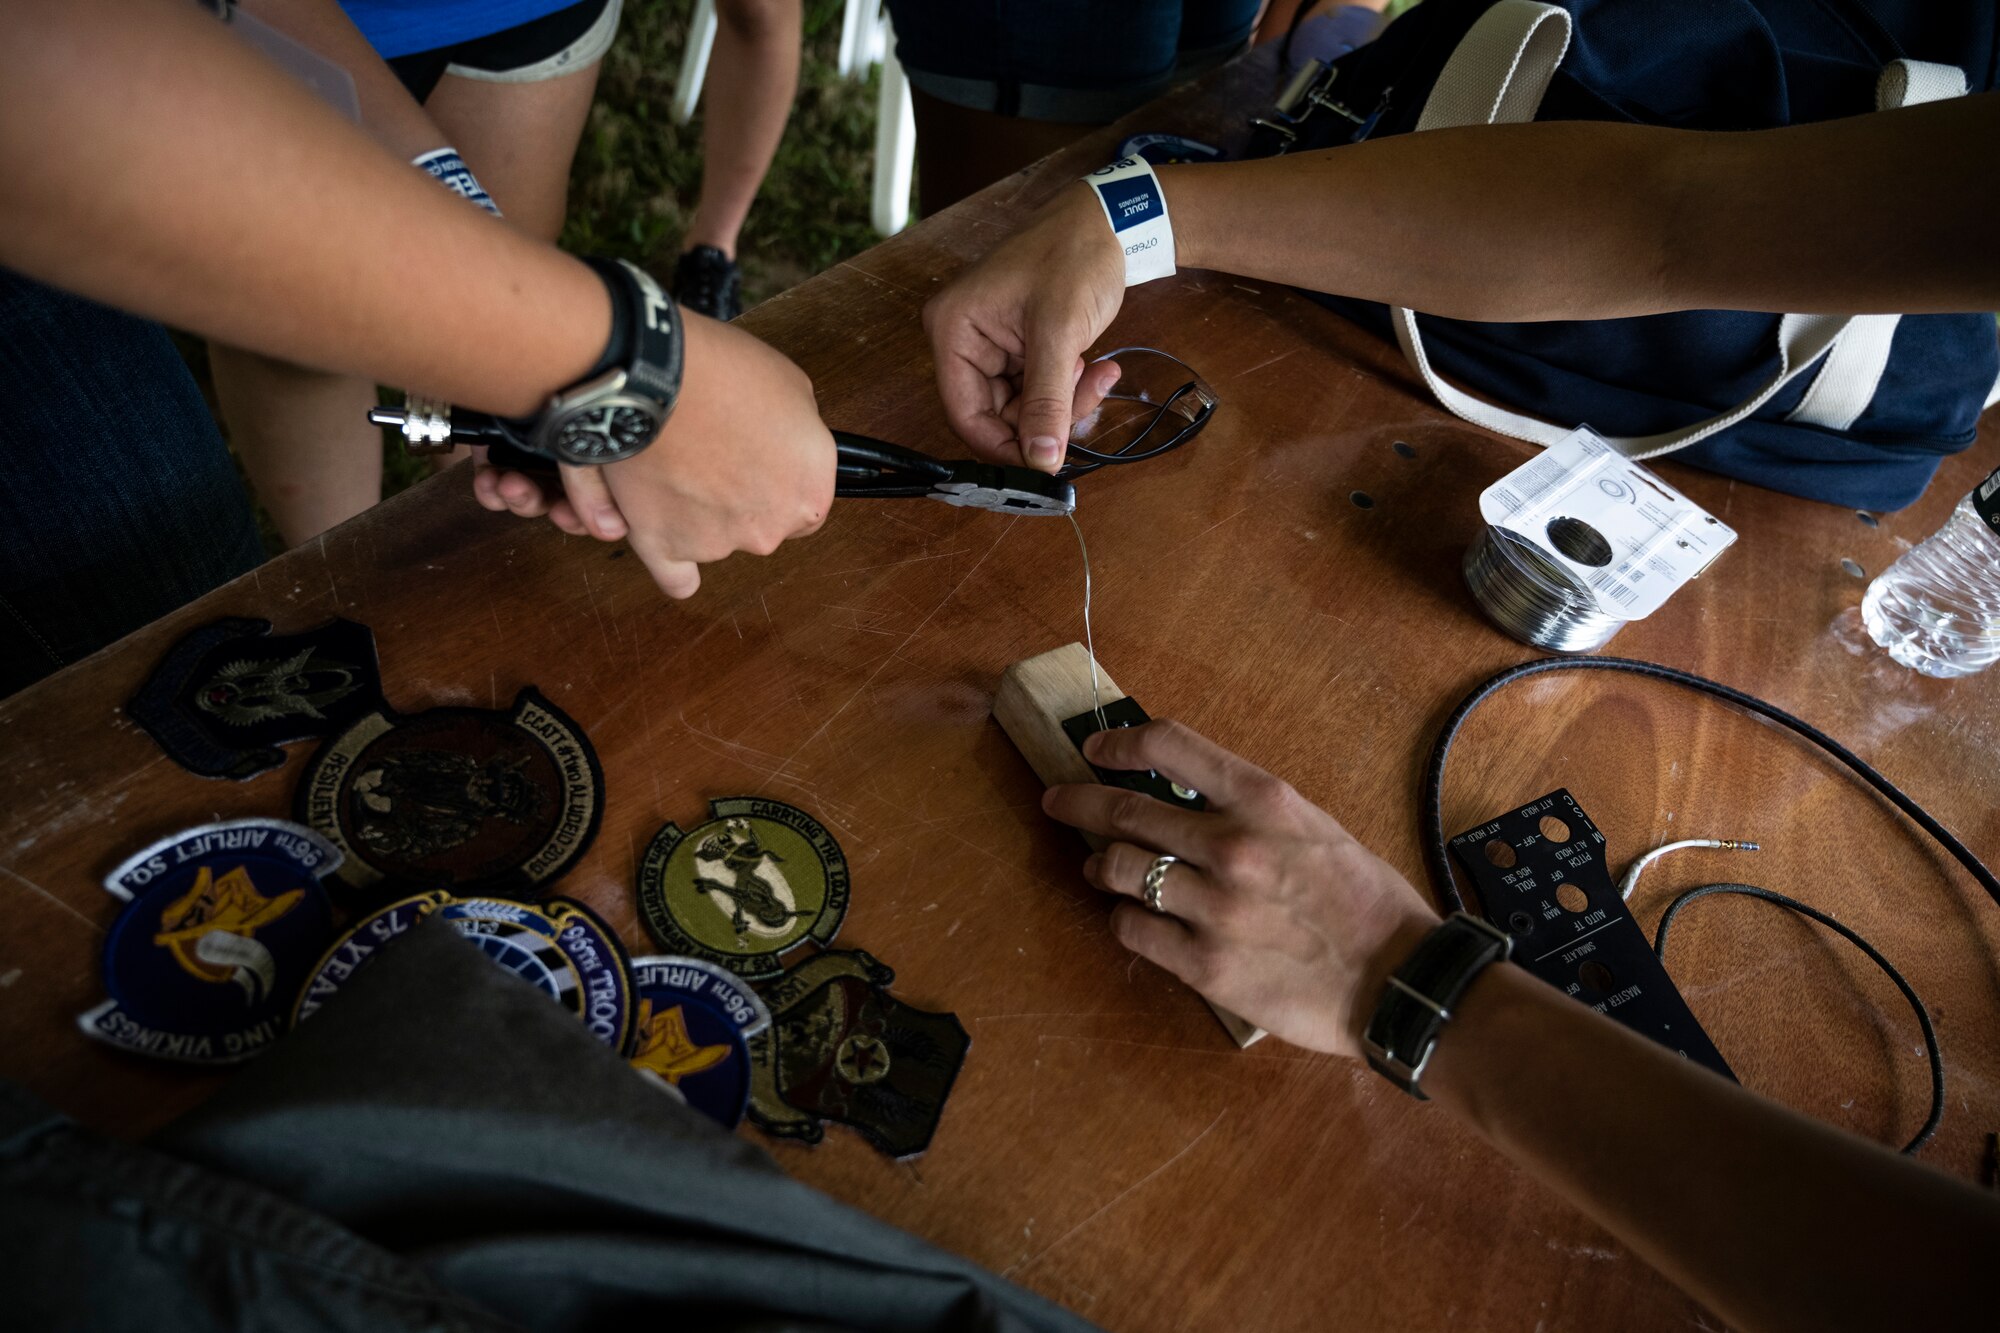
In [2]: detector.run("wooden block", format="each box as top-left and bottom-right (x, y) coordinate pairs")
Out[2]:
(994, 643), (1266, 1049)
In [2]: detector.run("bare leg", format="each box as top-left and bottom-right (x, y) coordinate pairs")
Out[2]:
(424, 61), (602, 245)
(686, 0), (801, 259)
(210, 347), (384, 546)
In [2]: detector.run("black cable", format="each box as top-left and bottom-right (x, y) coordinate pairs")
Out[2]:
(1417, 655), (1988, 1156)
(1419, 656), (2000, 917)
(1652, 883), (1944, 1155)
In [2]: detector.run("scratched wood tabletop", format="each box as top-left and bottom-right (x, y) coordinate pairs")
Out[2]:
(4, 49), (1997, 1333)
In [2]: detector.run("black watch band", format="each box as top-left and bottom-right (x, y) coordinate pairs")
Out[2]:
(1362, 912), (1512, 1100)
(578, 256), (684, 407)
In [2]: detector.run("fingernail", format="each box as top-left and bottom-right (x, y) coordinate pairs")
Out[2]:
(1027, 436), (1063, 469)
(596, 510), (626, 540)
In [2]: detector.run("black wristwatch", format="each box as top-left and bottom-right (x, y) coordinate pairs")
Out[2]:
(1362, 912), (1512, 1099)
(374, 256), (684, 468)
(528, 256), (684, 465)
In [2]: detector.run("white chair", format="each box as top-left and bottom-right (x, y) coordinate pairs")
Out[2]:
(671, 0), (719, 126)
(672, 0), (915, 235)
(869, 39), (914, 235)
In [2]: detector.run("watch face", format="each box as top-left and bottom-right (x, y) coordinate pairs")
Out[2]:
(554, 403), (662, 463)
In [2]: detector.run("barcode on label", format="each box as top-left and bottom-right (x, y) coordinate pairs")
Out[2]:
(1589, 570), (1639, 607)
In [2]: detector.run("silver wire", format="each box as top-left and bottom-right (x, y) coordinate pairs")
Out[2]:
(1068, 510), (1108, 729)
(1463, 525), (1626, 653)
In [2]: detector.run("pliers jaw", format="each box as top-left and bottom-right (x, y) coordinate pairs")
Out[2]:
(930, 466), (1076, 516)
(833, 431), (1076, 517)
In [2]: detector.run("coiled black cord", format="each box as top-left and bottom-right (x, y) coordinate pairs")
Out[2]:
(1653, 883), (1944, 1154)
(1419, 655), (1992, 1156)
(1420, 656), (2000, 916)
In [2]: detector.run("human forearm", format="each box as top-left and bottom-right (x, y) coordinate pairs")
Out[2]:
(0, 0), (602, 416)
(1162, 94), (2000, 320)
(1424, 961), (1995, 1332)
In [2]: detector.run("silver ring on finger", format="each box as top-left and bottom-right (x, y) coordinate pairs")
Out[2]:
(1142, 854), (1179, 915)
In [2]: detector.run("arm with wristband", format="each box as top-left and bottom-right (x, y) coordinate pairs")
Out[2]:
(1042, 718), (1995, 1333)
(927, 96), (2000, 473)
(1, 0), (832, 598)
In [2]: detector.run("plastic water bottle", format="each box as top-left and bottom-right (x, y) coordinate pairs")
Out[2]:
(1861, 465), (2000, 678)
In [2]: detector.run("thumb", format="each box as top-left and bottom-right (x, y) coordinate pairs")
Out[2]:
(1016, 320), (1088, 474)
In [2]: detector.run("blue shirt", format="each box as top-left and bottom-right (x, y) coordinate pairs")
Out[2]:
(339, 1), (578, 59)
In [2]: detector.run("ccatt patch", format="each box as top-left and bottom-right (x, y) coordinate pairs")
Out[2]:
(295, 687), (603, 906)
(636, 798), (849, 981)
(79, 819), (340, 1064)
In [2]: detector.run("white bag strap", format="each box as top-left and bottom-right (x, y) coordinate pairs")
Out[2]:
(1391, 3), (1972, 457)
(1786, 59), (1971, 431)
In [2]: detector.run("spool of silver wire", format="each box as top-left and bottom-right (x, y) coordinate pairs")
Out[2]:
(1463, 524), (1626, 653)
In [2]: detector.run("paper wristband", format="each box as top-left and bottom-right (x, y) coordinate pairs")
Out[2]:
(413, 147), (502, 217)
(1083, 157), (1176, 286)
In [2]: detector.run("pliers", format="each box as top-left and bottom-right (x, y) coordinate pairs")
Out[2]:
(832, 431), (1074, 517)
(369, 404), (1074, 518)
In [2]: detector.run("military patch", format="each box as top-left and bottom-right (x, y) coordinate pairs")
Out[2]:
(636, 798), (849, 981)
(79, 819), (340, 1064)
(292, 889), (450, 1023)
(128, 617), (383, 780)
(628, 956), (772, 1128)
(295, 687), (603, 905)
(746, 949), (970, 1159)
(293, 892), (635, 1051)
(537, 898), (638, 1053)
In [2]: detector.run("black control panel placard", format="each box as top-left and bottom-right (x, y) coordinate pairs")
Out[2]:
(1450, 789), (1733, 1080)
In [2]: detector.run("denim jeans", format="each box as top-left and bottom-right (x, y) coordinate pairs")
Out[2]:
(0, 268), (265, 696)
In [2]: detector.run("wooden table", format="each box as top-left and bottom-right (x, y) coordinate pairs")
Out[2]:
(5, 51), (1997, 1333)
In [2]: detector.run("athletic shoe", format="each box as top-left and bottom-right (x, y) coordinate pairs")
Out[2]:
(673, 245), (743, 322)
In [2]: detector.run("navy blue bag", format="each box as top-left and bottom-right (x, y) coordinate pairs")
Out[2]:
(1287, 0), (2000, 510)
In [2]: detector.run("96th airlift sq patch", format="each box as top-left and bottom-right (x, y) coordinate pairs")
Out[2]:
(628, 956), (773, 1128)
(636, 798), (850, 981)
(295, 687), (603, 905)
(79, 819), (340, 1065)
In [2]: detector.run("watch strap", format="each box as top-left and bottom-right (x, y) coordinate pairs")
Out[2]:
(1363, 912), (1512, 1100)
(580, 256), (683, 412)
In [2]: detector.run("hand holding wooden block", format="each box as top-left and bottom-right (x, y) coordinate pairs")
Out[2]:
(993, 643), (1265, 1048)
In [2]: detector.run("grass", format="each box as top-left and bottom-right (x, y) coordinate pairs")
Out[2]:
(563, 0), (886, 301)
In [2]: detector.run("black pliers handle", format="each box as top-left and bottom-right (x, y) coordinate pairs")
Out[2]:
(833, 431), (1075, 517)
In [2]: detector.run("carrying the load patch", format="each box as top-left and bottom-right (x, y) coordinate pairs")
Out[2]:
(636, 797), (849, 981)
